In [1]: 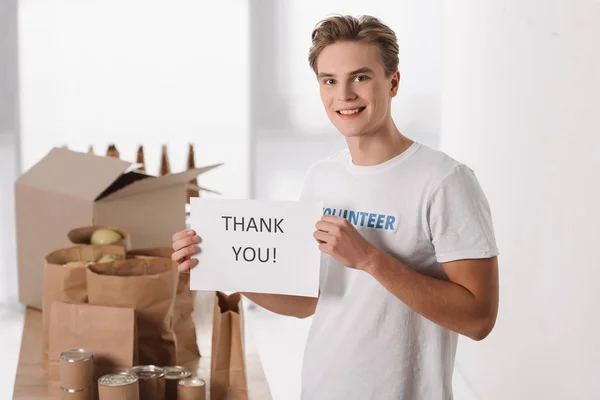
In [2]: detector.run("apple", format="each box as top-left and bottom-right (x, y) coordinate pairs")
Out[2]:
(97, 254), (121, 264)
(64, 260), (92, 268)
(90, 229), (123, 245)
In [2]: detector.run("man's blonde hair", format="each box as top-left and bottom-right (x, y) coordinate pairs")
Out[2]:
(308, 15), (399, 77)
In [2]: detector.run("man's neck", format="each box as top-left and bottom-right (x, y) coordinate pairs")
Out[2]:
(345, 120), (414, 167)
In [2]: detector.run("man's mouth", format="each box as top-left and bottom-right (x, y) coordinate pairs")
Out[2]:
(336, 107), (366, 116)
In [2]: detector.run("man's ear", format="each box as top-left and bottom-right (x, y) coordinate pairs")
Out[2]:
(390, 70), (401, 97)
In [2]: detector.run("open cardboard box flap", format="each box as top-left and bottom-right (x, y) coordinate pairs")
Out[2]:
(99, 164), (222, 201)
(17, 147), (133, 201)
(15, 147), (221, 309)
(186, 183), (221, 196)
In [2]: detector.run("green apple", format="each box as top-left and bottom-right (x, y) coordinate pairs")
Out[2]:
(64, 260), (92, 268)
(97, 254), (121, 263)
(90, 229), (123, 245)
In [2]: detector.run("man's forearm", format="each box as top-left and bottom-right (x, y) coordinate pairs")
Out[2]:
(241, 292), (318, 319)
(364, 251), (493, 340)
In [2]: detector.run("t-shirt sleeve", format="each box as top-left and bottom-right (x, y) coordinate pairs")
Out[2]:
(427, 164), (499, 263)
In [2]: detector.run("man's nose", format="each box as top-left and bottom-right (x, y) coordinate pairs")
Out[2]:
(337, 83), (357, 101)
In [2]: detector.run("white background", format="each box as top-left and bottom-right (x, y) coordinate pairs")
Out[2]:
(18, 0), (250, 199)
(441, 1), (600, 398)
(2, 0), (599, 399)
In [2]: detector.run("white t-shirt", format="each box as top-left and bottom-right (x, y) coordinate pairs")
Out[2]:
(299, 141), (499, 400)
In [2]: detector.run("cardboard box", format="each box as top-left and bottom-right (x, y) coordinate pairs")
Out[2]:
(15, 146), (220, 309)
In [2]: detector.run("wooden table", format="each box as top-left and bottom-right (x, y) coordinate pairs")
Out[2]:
(13, 292), (273, 399)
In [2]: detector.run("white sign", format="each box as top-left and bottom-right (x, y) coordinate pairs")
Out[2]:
(189, 198), (323, 297)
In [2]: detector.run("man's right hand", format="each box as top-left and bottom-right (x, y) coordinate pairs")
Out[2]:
(171, 229), (202, 273)
(171, 229), (318, 318)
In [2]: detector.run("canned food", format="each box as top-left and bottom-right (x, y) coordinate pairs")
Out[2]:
(130, 365), (166, 400)
(164, 366), (192, 399)
(98, 372), (139, 400)
(177, 377), (206, 400)
(60, 387), (90, 400)
(59, 349), (94, 392)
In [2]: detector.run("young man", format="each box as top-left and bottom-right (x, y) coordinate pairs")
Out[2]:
(172, 15), (499, 400)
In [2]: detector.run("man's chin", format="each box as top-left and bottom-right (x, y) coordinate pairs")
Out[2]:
(336, 128), (366, 138)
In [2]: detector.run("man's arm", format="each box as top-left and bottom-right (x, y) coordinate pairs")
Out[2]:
(314, 215), (499, 341)
(241, 292), (318, 319)
(363, 253), (499, 341)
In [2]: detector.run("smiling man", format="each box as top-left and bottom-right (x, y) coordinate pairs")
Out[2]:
(172, 14), (499, 400)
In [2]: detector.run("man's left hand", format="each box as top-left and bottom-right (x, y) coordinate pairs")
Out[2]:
(314, 215), (379, 270)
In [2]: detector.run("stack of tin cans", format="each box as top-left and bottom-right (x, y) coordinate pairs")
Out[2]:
(98, 372), (140, 400)
(59, 349), (207, 400)
(164, 366), (191, 398)
(177, 377), (207, 400)
(59, 349), (94, 399)
(96, 365), (206, 400)
(129, 365), (166, 400)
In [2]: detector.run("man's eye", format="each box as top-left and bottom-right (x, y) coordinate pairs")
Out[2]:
(354, 75), (368, 82)
(324, 79), (335, 85)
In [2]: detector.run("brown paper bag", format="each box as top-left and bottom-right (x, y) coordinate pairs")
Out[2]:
(187, 143), (200, 203)
(67, 225), (130, 249)
(136, 144), (146, 172)
(48, 301), (137, 400)
(106, 143), (120, 158)
(87, 258), (180, 366)
(126, 246), (174, 260)
(211, 292), (248, 400)
(160, 144), (171, 176)
(172, 271), (201, 364)
(126, 247), (201, 363)
(42, 245), (126, 370)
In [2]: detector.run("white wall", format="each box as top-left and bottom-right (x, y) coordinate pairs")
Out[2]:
(251, 0), (442, 200)
(441, 1), (600, 398)
(0, 138), (19, 307)
(18, 0), (250, 199)
(0, 0), (20, 306)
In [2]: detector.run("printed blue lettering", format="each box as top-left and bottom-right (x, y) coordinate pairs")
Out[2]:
(385, 216), (396, 230)
(367, 213), (377, 228)
(348, 211), (359, 225)
(322, 207), (396, 231)
(359, 212), (368, 226)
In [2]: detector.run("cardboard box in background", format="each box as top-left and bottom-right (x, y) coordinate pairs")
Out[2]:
(15, 146), (221, 310)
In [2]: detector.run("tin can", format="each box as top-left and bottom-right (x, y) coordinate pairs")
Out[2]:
(60, 349), (94, 392)
(60, 387), (90, 400)
(98, 372), (139, 400)
(177, 377), (206, 400)
(129, 365), (165, 400)
(164, 366), (192, 399)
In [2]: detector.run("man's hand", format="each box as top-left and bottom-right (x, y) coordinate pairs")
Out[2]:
(314, 215), (379, 270)
(171, 229), (201, 273)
